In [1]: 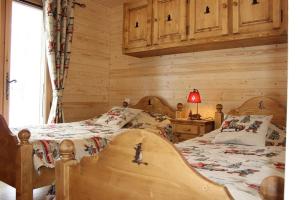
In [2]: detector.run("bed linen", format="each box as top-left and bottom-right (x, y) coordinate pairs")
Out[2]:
(11, 113), (172, 171)
(175, 130), (285, 200)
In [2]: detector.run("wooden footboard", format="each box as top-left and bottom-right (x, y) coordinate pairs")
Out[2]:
(0, 115), (33, 200)
(56, 130), (233, 200)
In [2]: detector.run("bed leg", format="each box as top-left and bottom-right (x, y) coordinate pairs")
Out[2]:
(56, 140), (76, 200)
(16, 130), (33, 200)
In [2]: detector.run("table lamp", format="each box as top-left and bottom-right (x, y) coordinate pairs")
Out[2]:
(187, 89), (201, 120)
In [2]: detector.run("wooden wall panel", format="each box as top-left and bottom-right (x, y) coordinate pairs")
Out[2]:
(109, 5), (288, 119)
(63, 0), (110, 122)
(64, 2), (287, 122)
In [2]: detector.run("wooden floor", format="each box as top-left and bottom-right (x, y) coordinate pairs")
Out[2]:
(0, 181), (50, 200)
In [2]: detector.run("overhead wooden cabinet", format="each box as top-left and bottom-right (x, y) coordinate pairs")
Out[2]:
(189, 0), (229, 40)
(123, 0), (287, 57)
(232, 0), (284, 34)
(153, 0), (187, 45)
(123, 0), (153, 50)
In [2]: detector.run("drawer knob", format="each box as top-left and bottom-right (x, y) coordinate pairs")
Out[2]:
(222, 3), (227, 8)
(233, 1), (238, 6)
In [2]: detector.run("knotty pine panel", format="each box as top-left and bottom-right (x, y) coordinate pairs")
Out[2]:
(109, 5), (287, 120)
(63, 0), (111, 122)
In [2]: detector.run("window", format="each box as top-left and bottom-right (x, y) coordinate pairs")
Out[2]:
(9, 1), (46, 127)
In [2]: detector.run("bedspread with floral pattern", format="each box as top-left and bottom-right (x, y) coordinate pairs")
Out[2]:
(11, 118), (172, 171)
(175, 135), (285, 200)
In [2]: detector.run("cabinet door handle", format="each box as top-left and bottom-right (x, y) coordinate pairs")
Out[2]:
(184, 128), (191, 132)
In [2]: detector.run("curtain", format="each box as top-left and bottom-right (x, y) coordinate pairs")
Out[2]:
(43, 0), (74, 123)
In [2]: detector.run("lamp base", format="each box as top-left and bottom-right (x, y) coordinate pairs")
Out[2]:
(189, 113), (201, 120)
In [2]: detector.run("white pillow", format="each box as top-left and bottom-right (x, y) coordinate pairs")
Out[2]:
(95, 107), (142, 130)
(214, 115), (273, 146)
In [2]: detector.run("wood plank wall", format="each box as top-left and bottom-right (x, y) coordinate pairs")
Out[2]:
(62, 0), (111, 122)
(109, 5), (288, 119)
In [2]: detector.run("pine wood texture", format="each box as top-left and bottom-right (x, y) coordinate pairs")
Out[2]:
(56, 130), (233, 200)
(189, 0), (229, 39)
(110, 4), (288, 123)
(171, 119), (214, 142)
(0, 96), (177, 199)
(259, 176), (284, 200)
(63, 0), (111, 122)
(0, 0), (12, 120)
(123, 0), (153, 50)
(0, 0), (5, 115)
(131, 96), (176, 118)
(227, 96), (286, 128)
(123, 0), (287, 57)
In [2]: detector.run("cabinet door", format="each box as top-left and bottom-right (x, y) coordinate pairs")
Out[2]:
(232, 0), (282, 34)
(153, 0), (187, 45)
(123, 0), (152, 49)
(189, 0), (229, 40)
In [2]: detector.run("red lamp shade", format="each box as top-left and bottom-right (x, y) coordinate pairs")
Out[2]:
(187, 89), (201, 103)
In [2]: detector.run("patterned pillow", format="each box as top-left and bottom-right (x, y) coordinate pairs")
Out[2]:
(266, 123), (286, 147)
(124, 111), (170, 129)
(95, 107), (142, 130)
(214, 115), (273, 146)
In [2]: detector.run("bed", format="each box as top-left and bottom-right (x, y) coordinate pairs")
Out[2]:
(0, 96), (176, 200)
(55, 96), (286, 200)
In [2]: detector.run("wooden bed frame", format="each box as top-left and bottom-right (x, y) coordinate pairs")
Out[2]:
(55, 96), (286, 200)
(0, 96), (180, 200)
(0, 96), (286, 200)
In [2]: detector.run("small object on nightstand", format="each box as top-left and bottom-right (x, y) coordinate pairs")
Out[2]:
(187, 89), (201, 120)
(171, 119), (214, 143)
(176, 103), (185, 119)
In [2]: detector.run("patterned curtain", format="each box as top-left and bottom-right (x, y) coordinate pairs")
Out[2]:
(43, 0), (75, 123)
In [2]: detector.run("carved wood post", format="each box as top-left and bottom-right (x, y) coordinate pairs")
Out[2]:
(16, 129), (33, 200)
(56, 139), (76, 200)
(215, 104), (224, 129)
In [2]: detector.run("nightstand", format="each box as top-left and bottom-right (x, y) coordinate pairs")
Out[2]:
(170, 119), (214, 143)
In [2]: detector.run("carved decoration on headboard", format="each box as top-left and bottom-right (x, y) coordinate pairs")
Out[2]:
(131, 96), (176, 118)
(227, 96), (286, 128)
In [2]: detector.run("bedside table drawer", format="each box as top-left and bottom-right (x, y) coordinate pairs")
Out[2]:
(174, 124), (198, 135)
(175, 133), (197, 142)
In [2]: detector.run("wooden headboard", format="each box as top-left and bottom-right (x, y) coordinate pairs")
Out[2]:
(131, 96), (176, 118)
(227, 96), (286, 128)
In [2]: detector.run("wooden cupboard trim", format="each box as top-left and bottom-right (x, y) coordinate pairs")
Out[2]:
(221, 0), (229, 35)
(272, 0), (281, 29)
(232, 0), (285, 34)
(124, 0), (287, 57)
(125, 32), (287, 57)
(123, 0), (153, 49)
(153, 0), (187, 45)
(232, 0), (239, 33)
(189, 0), (229, 40)
(179, 0), (187, 41)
